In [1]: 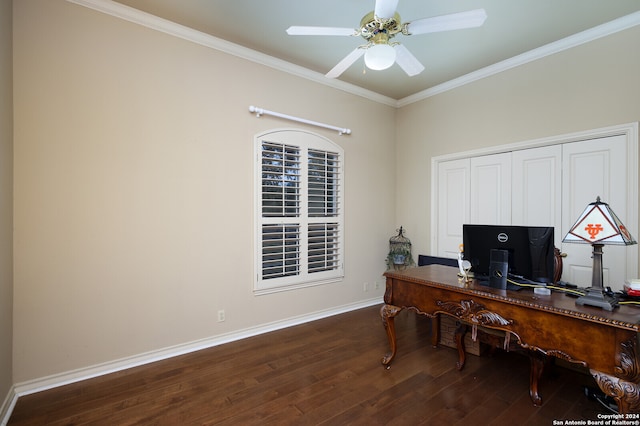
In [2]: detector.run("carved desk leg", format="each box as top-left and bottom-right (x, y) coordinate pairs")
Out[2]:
(591, 371), (640, 414)
(589, 338), (640, 414)
(381, 304), (402, 369)
(431, 314), (440, 348)
(529, 351), (545, 407)
(454, 321), (468, 371)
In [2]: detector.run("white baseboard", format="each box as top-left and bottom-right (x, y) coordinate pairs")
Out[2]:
(12, 297), (383, 403)
(0, 386), (18, 426)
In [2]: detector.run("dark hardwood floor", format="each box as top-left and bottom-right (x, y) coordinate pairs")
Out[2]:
(9, 304), (610, 425)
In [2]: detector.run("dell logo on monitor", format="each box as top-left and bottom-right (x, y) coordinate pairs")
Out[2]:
(497, 232), (509, 243)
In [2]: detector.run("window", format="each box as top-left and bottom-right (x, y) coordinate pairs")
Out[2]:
(255, 130), (344, 293)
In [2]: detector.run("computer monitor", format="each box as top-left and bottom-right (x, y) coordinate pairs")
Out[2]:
(462, 224), (555, 283)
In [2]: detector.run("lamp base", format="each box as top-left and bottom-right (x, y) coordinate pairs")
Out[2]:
(575, 287), (618, 311)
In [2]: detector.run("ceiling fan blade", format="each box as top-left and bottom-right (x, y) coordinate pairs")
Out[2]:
(405, 9), (487, 35)
(394, 44), (425, 77)
(286, 26), (356, 36)
(325, 48), (365, 79)
(374, 0), (399, 19)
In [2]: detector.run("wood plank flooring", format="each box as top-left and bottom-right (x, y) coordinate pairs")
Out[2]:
(9, 305), (611, 425)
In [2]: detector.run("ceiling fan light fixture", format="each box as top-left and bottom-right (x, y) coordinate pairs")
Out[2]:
(364, 43), (396, 70)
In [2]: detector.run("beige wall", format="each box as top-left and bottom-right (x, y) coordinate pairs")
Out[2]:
(396, 25), (640, 258)
(0, 0), (13, 402)
(10, 0), (640, 388)
(12, 0), (396, 382)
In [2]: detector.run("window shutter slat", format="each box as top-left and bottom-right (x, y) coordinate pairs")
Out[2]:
(261, 142), (301, 218)
(308, 149), (341, 218)
(308, 223), (340, 273)
(261, 224), (300, 280)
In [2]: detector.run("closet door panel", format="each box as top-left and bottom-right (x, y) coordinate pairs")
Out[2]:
(561, 135), (629, 290)
(512, 145), (562, 246)
(437, 159), (470, 258)
(470, 153), (512, 225)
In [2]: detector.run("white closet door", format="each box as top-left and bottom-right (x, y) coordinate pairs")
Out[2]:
(561, 135), (630, 290)
(512, 145), (563, 247)
(470, 153), (512, 225)
(436, 158), (470, 258)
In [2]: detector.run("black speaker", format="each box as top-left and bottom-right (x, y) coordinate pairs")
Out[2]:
(489, 249), (509, 290)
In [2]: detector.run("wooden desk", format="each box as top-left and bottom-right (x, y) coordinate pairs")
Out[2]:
(381, 265), (640, 414)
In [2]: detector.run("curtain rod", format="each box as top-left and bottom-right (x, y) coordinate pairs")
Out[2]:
(249, 106), (351, 136)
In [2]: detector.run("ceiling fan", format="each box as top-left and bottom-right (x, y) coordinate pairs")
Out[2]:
(286, 0), (487, 78)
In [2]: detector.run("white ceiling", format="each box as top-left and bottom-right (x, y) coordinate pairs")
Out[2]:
(114, 0), (640, 100)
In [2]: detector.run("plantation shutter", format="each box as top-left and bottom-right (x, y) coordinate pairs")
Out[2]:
(307, 149), (341, 274)
(255, 131), (344, 293)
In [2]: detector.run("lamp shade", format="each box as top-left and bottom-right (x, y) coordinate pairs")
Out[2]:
(364, 44), (396, 70)
(562, 196), (636, 245)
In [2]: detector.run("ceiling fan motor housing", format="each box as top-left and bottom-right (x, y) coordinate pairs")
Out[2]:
(359, 11), (403, 42)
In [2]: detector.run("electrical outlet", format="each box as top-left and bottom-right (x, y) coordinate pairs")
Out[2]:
(363, 282), (368, 292)
(374, 281), (380, 290)
(217, 310), (225, 322)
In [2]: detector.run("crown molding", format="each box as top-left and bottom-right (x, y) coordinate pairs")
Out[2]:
(397, 10), (640, 107)
(65, 0), (398, 107)
(66, 1), (640, 109)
